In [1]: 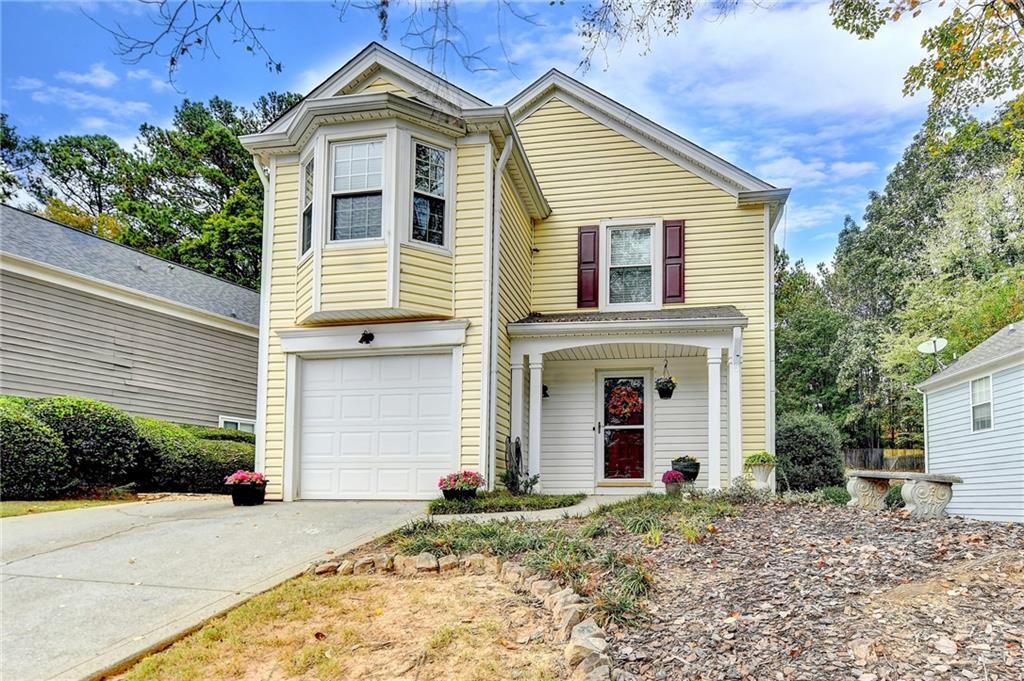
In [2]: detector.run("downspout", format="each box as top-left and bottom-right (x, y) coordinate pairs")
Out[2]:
(252, 154), (273, 475)
(482, 139), (514, 490)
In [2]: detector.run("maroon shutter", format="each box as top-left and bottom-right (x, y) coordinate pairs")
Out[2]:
(577, 225), (599, 308)
(663, 219), (685, 303)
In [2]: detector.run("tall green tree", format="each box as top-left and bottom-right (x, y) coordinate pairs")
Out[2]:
(26, 135), (130, 217)
(0, 114), (40, 202)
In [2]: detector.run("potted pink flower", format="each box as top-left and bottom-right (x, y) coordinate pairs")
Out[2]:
(662, 469), (685, 496)
(224, 470), (268, 506)
(438, 470), (484, 501)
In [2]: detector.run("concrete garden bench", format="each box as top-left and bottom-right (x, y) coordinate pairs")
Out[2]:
(846, 469), (963, 520)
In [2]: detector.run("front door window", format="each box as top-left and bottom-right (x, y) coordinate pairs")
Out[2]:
(601, 375), (646, 479)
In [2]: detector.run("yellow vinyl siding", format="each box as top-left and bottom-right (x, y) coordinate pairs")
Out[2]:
(454, 144), (487, 469)
(494, 171), (533, 475)
(360, 75), (412, 97)
(319, 245), (389, 310)
(399, 244), (453, 317)
(263, 161), (300, 499)
(517, 96), (768, 455)
(295, 255), (313, 322)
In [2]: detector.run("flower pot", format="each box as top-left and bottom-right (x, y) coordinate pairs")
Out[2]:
(657, 386), (676, 399)
(229, 484), (266, 506)
(665, 482), (683, 497)
(748, 464), (776, 492)
(442, 488), (477, 501)
(672, 459), (700, 482)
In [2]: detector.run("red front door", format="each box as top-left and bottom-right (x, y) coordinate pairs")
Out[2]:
(599, 374), (647, 480)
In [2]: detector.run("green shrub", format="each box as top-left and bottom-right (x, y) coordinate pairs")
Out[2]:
(819, 485), (851, 505)
(0, 401), (74, 499)
(775, 412), (844, 492)
(428, 490), (584, 515)
(182, 424), (256, 444)
(885, 483), (904, 509)
(390, 518), (557, 557)
(30, 396), (139, 486)
(134, 418), (255, 492)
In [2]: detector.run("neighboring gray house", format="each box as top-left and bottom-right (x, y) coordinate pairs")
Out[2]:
(918, 320), (1024, 522)
(0, 205), (259, 428)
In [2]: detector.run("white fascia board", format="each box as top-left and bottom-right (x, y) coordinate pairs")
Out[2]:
(507, 71), (775, 196)
(916, 351), (1024, 393)
(0, 253), (258, 337)
(738, 188), (791, 207)
(507, 316), (749, 338)
(263, 43), (489, 135)
(278, 319), (469, 355)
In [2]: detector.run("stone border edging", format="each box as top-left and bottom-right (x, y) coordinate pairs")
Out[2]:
(309, 551), (637, 681)
(427, 494), (618, 524)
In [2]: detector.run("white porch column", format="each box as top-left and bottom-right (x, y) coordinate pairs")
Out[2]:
(728, 326), (744, 484)
(707, 349), (722, 490)
(528, 354), (544, 490)
(510, 359), (524, 444)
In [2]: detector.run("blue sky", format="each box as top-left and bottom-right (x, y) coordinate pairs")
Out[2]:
(1, 1), (939, 267)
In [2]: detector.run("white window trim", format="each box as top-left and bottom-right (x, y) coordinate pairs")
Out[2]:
(407, 138), (454, 253)
(324, 136), (388, 248)
(969, 374), (994, 432)
(599, 217), (663, 312)
(297, 153), (314, 264)
(219, 415), (256, 432)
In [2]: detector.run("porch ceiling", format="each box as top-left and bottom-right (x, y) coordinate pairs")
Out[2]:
(545, 342), (705, 361)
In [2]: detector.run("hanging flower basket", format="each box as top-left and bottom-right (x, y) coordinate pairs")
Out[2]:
(655, 375), (677, 399)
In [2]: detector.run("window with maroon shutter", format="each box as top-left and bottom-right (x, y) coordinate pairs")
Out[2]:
(663, 219), (685, 303)
(577, 225), (599, 308)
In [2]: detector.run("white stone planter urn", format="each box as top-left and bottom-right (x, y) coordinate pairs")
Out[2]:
(748, 464), (776, 492)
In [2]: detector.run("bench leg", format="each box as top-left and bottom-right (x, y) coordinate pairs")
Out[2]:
(846, 477), (888, 510)
(902, 480), (953, 520)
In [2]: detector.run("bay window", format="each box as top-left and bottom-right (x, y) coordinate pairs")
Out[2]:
(330, 139), (383, 241)
(411, 141), (447, 247)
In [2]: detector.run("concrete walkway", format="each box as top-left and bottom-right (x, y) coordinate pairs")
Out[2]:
(0, 497), (422, 681)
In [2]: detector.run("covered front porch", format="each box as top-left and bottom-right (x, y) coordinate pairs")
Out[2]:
(507, 307), (748, 494)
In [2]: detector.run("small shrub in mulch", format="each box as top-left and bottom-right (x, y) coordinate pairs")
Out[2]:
(776, 411), (844, 491)
(427, 490), (585, 515)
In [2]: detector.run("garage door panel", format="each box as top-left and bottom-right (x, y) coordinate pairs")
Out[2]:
(299, 353), (456, 499)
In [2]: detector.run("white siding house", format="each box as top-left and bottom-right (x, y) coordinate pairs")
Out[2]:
(918, 321), (1024, 522)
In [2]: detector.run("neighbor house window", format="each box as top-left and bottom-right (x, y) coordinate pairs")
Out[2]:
(219, 416), (256, 433)
(608, 226), (654, 305)
(330, 140), (383, 241)
(411, 142), (447, 247)
(970, 376), (992, 431)
(300, 158), (314, 256)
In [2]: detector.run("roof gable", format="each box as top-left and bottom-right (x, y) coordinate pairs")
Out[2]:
(507, 70), (785, 200)
(918, 320), (1024, 391)
(264, 43), (489, 134)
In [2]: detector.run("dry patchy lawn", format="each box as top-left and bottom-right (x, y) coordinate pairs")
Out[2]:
(111, 573), (563, 681)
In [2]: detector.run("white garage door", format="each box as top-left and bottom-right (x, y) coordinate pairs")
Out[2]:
(299, 353), (456, 499)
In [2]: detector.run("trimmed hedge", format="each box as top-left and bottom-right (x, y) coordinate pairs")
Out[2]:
(776, 412), (844, 492)
(133, 418), (255, 492)
(0, 401), (74, 500)
(182, 424), (256, 444)
(30, 396), (139, 486)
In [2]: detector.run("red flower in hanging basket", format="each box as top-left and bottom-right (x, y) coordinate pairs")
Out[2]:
(607, 385), (643, 419)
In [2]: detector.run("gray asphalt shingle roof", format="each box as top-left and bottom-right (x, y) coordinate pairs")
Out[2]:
(0, 205), (259, 326)
(918, 319), (1024, 389)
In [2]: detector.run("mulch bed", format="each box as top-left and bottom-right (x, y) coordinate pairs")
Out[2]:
(608, 503), (1024, 681)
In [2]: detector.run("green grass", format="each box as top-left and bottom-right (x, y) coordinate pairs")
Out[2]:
(0, 497), (136, 518)
(427, 490), (585, 515)
(387, 517), (564, 557)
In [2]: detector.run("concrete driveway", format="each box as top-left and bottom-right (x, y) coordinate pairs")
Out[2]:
(1, 497), (422, 681)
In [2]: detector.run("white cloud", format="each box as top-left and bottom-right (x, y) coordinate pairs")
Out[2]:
(831, 161), (878, 179)
(756, 156), (828, 187)
(12, 77), (44, 91)
(30, 86), (150, 117)
(783, 200), (849, 233)
(127, 68), (174, 93)
(57, 63), (118, 89)
(78, 116), (111, 131)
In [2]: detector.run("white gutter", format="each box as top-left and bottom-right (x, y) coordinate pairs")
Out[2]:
(481, 139), (514, 490)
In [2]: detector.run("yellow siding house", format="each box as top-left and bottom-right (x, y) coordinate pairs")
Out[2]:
(241, 43), (788, 500)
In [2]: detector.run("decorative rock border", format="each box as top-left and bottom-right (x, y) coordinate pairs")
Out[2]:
(308, 552), (636, 681)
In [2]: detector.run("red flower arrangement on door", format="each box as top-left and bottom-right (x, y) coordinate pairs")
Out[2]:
(607, 384), (643, 420)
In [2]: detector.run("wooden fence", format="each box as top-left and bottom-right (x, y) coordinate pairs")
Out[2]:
(844, 448), (925, 472)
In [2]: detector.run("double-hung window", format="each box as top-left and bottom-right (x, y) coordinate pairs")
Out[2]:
(411, 142), (447, 247)
(970, 376), (993, 431)
(330, 140), (383, 241)
(607, 225), (654, 306)
(299, 159), (314, 256)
